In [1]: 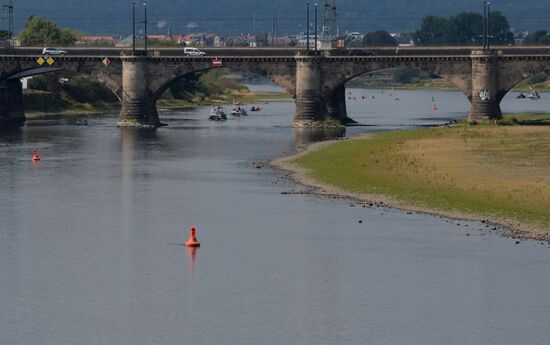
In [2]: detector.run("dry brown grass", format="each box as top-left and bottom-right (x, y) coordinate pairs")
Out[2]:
(291, 126), (550, 240)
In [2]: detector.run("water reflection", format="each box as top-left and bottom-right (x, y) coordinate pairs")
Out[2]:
(2, 92), (550, 345)
(120, 127), (159, 148)
(0, 127), (23, 143)
(292, 127), (346, 146)
(186, 245), (198, 275)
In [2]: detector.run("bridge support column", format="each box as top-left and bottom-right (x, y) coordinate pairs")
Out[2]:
(469, 51), (502, 122)
(294, 56), (323, 125)
(0, 79), (25, 127)
(118, 57), (161, 128)
(325, 86), (347, 122)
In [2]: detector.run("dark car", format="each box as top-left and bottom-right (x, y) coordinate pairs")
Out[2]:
(350, 49), (376, 56)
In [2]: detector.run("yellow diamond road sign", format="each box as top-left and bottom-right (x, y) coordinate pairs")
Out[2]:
(46, 57), (55, 65)
(37, 57), (45, 65)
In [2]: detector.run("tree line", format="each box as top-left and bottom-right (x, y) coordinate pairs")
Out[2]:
(12, 12), (550, 47)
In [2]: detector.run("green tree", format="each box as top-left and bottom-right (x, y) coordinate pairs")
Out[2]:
(19, 16), (78, 46)
(445, 12), (484, 45)
(256, 32), (269, 47)
(413, 16), (449, 45)
(523, 30), (550, 45)
(169, 72), (203, 100)
(527, 72), (548, 85)
(413, 11), (513, 46)
(488, 11), (515, 45)
(362, 30), (397, 46)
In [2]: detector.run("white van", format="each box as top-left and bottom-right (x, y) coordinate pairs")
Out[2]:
(184, 47), (206, 56)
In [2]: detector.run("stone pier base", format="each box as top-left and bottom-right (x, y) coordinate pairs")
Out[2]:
(469, 50), (503, 122)
(293, 56), (323, 126)
(118, 56), (161, 128)
(0, 80), (25, 127)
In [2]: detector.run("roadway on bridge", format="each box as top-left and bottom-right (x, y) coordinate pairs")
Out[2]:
(1, 46), (550, 58)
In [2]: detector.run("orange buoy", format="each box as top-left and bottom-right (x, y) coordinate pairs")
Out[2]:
(432, 103), (438, 111)
(32, 148), (41, 162)
(185, 227), (201, 247)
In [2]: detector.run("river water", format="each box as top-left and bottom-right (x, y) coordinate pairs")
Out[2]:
(1, 88), (549, 345)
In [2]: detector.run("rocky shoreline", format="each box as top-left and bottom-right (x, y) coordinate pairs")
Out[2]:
(270, 135), (550, 245)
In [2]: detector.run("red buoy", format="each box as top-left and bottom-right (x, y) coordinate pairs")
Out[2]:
(32, 148), (41, 162)
(185, 227), (201, 247)
(432, 103), (438, 111)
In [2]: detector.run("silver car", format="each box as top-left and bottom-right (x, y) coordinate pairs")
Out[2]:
(42, 47), (68, 55)
(184, 47), (206, 56)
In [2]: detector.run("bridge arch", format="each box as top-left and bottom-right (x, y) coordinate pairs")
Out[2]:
(498, 59), (550, 101)
(146, 58), (297, 104)
(150, 67), (292, 106)
(318, 58), (473, 122)
(0, 58), (123, 101)
(319, 58), (473, 101)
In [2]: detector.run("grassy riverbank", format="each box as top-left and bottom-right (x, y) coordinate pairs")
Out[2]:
(157, 91), (288, 108)
(25, 89), (288, 117)
(277, 120), (550, 241)
(23, 69), (289, 117)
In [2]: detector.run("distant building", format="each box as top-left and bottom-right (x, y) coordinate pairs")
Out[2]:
(391, 33), (415, 47)
(116, 36), (133, 47)
(213, 35), (225, 47)
(77, 36), (117, 46)
(21, 77), (32, 90)
(224, 35), (257, 47)
(296, 34), (317, 48)
(179, 33), (219, 46)
(148, 35), (169, 41)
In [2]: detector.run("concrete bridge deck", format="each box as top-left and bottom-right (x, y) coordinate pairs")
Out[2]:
(2, 46), (550, 57)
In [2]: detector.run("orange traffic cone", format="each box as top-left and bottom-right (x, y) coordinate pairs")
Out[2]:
(32, 148), (41, 162)
(185, 227), (201, 247)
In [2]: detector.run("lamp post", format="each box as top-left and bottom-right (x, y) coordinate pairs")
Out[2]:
(132, 0), (136, 55)
(306, 2), (310, 54)
(482, 0), (492, 50)
(486, 1), (491, 50)
(314, 3), (318, 53)
(482, 0), (487, 49)
(143, 2), (148, 53)
(3, 0), (13, 41)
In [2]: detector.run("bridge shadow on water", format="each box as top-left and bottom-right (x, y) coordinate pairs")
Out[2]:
(292, 127), (346, 146)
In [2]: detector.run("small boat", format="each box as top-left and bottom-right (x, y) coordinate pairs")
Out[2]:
(516, 93), (526, 99)
(209, 106), (227, 121)
(528, 88), (541, 100)
(231, 107), (248, 116)
(250, 106), (262, 112)
(76, 118), (88, 126)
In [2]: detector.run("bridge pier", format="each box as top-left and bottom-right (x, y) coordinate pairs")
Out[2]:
(118, 57), (161, 128)
(294, 56), (323, 126)
(325, 86), (348, 122)
(0, 79), (25, 127)
(469, 51), (503, 122)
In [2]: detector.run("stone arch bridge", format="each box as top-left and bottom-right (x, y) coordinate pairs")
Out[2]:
(1, 50), (549, 127)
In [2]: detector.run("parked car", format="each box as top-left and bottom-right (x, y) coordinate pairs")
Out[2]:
(184, 47), (206, 56)
(350, 49), (376, 56)
(42, 47), (67, 55)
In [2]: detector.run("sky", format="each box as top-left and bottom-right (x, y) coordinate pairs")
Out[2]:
(6, 0), (550, 35)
